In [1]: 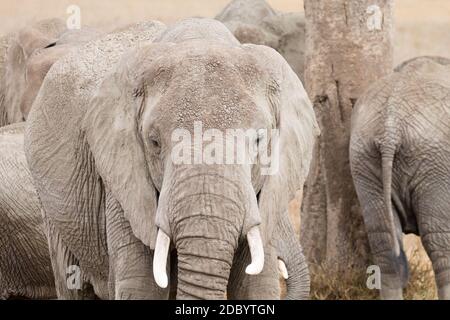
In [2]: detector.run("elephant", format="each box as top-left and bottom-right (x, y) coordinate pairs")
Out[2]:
(0, 18), (100, 127)
(25, 18), (318, 300)
(0, 35), (8, 126)
(215, 0), (306, 81)
(0, 123), (55, 299)
(350, 56), (450, 299)
(394, 55), (450, 72)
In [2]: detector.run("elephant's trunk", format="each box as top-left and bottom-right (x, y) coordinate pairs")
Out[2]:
(275, 211), (310, 300)
(176, 235), (234, 299)
(173, 207), (242, 300)
(153, 169), (264, 299)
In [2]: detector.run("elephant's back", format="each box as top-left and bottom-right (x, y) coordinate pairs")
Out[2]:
(352, 59), (450, 146)
(156, 18), (239, 46)
(395, 59), (450, 142)
(215, 0), (277, 25)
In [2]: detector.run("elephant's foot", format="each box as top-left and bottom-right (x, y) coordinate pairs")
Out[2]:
(109, 244), (169, 300)
(438, 284), (450, 300)
(380, 287), (403, 300)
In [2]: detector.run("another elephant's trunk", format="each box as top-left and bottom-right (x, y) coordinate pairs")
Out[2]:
(275, 211), (310, 300)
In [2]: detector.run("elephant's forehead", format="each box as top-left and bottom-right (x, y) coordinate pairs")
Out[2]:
(156, 81), (262, 131)
(149, 44), (270, 130)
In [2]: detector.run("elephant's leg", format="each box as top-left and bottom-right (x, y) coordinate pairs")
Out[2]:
(227, 242), (280, 299)
(352, 162), (408, 300)
(45, 220), (97, 299)
(105, 193), (169, 300)
(415, 184), (450, 300)
(365, 197), (409, 300)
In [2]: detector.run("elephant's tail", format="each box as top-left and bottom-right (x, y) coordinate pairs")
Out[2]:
(381, 145), (400, 257)
(380, 99), (402, 258)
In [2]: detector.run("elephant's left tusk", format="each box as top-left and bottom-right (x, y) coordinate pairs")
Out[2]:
(245, 226), (265, 275)
(278, 259), (288, 279)
(153, 229), (170, 288)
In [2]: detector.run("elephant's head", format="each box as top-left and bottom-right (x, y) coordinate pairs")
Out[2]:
(216, 0), (306, 81)
(83, 21), (318, 299)
(0, 19), (99, 125)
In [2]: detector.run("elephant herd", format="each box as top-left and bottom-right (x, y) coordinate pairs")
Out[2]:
(0, 0), (449, 300)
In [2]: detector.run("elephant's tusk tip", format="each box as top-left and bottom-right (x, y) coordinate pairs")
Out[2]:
(154, 273), (168, 289)
(245, 262), (264, 275)
(278, 259), (288, 279)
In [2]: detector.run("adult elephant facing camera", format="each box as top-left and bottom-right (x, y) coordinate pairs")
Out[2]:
(25, 18), (318, 299)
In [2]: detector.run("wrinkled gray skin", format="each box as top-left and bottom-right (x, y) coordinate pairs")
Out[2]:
(26, 18), (318, 300)
(0, 19), (100, 127)
(350, 57), (450, 300)
(0, 123), (55, 299)
(0, 35), (8, 126)
(216, 0), (305, 81)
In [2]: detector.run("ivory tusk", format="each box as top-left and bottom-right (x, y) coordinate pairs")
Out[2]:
(153, 229), (170, 288)
(245, 226), (265, 275)
(278, 259), (288, 279)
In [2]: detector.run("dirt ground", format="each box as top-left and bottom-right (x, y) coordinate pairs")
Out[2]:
(1, 0), (448, 297)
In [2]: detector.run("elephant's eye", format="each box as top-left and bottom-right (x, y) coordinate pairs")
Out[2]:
(151, 138), (160, 149)
(149, 134), (161, 152)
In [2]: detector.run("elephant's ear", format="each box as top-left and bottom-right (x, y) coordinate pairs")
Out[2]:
(246, 44), (320, 242)
(83, 49), (159, 249)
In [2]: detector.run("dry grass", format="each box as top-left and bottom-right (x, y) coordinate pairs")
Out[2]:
(309, 262), (378, 300)
(404, 238), (437, 300)
(307, 237), (437, 300)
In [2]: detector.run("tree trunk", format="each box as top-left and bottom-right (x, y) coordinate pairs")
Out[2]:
(301, 0), (394, 271)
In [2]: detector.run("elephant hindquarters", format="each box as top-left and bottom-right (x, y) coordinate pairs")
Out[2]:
(350, 142), (408, 299)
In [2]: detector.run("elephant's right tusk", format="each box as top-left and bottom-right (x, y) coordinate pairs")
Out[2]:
(153, 229), (170, 288)
(278, 259), (288, 279)
(245, 226), (265, 275)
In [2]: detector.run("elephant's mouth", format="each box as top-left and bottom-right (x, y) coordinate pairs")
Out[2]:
(254, 187), (261, 202)
(152, 226), (264, 290)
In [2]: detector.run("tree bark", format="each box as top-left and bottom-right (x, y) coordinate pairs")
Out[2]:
(301, 0), (394, 271)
